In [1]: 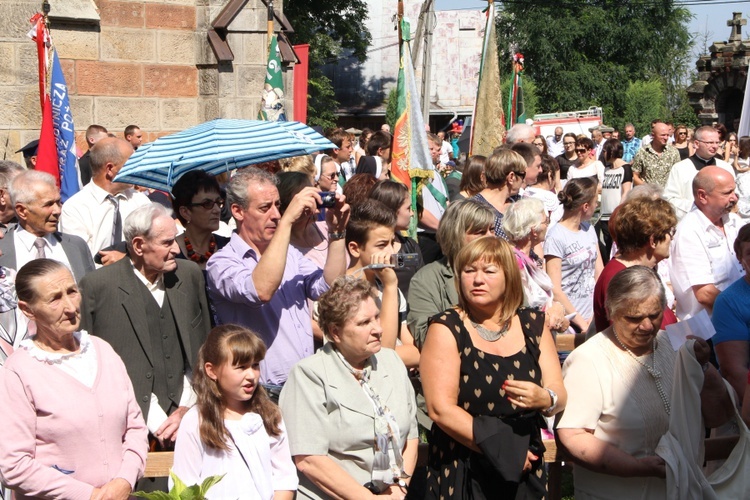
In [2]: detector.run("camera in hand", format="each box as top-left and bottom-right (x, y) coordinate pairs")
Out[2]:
(318, 191), (337, 208)
(390, 253), (420, 268)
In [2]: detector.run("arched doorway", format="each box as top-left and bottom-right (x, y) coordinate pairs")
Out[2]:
(716, 87), (744, 132)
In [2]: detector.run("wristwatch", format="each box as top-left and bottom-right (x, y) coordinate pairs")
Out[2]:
(328, 230), (346, 241)
(544, 388), (558, 414)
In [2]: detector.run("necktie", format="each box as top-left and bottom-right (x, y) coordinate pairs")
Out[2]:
(34, 237), (46, 259)
(107, 195), (122, 246)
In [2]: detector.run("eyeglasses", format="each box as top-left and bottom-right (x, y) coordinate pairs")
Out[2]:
(696, 140), (721, 146)
(677, 131), (687, 135)
(666, 227), (676, 238)
(512, 171), (526, 179)
(575, 148), (588, 153)
(563, 141), (576, 146)
(190, 198), (225, 210)
(323, 172), (340, 180)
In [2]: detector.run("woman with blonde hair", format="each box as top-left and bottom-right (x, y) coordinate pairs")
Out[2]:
(407, 199), (494, 346)
(280, 155), (316, 182)
(421, 236), (565, 498)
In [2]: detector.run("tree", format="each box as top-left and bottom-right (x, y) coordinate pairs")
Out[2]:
(495, 1), (693, 125)
(623, 80), (667, 135)
(283, 1), (371, 129)
(385, 88), (398, 131)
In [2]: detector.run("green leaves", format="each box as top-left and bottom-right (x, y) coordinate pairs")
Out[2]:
(284, 0), (371, 127)
(132, 472), (225, 500)
(495, 0), (694, 127)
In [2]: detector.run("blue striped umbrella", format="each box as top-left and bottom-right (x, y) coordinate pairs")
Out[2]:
(114, 119), (336, 191)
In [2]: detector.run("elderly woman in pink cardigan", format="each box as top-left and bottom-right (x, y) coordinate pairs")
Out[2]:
(0, 260), (148, 500)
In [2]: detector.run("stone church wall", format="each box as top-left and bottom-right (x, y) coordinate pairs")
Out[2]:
(0, 0), (293, 165)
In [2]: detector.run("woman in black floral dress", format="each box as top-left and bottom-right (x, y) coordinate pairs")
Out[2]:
(420, 236), (567, 499)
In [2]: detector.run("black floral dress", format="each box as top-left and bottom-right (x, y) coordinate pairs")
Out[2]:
(425, 308), (547, 499)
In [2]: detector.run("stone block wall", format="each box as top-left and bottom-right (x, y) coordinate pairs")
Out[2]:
(0, 0), (294, 165)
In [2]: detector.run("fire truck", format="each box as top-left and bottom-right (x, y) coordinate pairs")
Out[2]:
(532, 106), (604, 138)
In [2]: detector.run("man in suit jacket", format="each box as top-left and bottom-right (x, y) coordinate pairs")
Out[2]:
(0, 170), (94, 281)
(80, 202), (210, 449)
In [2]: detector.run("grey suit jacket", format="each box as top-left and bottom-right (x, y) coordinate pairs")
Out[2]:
(79, 257), (211, 420)
(0, 227), (95, 282)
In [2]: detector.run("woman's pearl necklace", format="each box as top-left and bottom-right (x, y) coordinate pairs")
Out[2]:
(612, 329), (671, 416)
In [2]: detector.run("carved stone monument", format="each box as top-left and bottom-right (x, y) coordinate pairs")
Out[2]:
(687, 12), (749, 130)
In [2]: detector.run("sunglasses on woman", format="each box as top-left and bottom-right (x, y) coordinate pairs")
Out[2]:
(190, 198), (225, 210)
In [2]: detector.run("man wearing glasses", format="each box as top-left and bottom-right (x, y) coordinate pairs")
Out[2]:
(621, 123), (641, 162)
(631, 122), (680, 188)
(664, 125), (735, 220)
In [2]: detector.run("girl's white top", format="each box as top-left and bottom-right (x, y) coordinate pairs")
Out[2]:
(171, 407), (298, 499)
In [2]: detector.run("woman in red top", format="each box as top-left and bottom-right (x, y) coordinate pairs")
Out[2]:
(593, 197), (678, 332)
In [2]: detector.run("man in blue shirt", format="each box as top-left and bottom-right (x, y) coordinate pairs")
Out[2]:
(621, 123), (642, 162)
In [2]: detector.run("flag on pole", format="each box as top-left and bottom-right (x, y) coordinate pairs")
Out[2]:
(507, 53), (526, 129)
(29, 13), (81, 201)
(391, 16), (442, 239)
(30, 13), (57, 179)
(470, 2), (504, 156)
(51, 51), (80, 201)
(258, 35), (287, 121)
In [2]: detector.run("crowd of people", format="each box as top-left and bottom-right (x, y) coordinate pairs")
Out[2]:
(0, 118), (747, 499)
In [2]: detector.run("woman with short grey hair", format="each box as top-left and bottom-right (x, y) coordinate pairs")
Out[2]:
(503, 198), (568, 332)
(557, 266), (733, 500)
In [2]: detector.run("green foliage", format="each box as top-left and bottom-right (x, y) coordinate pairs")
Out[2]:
(385, 88), (398, 131)
(622, 80), (668, 135)
(670, 88), (702, 128)
(132, 472), (224, 500)
(496, 1), (694, 125)
(306, 58), (339, 130)
(283, 0), (371, 127)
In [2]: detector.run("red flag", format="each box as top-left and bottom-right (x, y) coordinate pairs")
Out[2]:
(30, 13), (60, 183)
(36, 95), (58, 178)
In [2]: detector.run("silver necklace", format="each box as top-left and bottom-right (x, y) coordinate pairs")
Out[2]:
(470, 316), (511, 342)
(612, 329), (671, 416)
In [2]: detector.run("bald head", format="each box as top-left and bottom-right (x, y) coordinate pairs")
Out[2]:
(693, 166), (738, 222)
(693, 166), (732, 197)
(90, 137), (135, 193)
(651, 123), (671, 151)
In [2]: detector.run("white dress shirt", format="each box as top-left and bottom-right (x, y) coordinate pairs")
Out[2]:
(14, 227), (72, 273)
(59, 182), (151, 259)
(663, 157), (734, 220)
(547, 136), (564, 157)
(670, 207), (745, 320)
